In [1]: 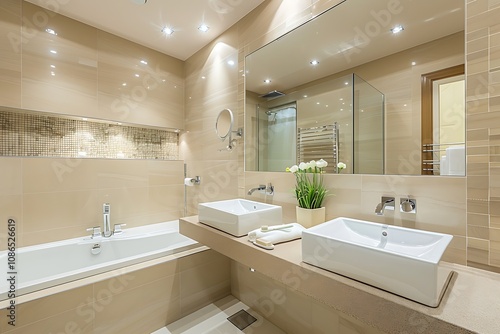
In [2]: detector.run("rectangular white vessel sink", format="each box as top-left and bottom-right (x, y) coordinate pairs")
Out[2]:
(302, 217), (453, 307)
(198, 199), (282, 237)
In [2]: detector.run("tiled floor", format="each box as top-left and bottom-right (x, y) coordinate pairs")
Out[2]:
(152, 295), (285, 334)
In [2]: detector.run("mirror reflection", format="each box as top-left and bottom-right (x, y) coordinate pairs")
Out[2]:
(244, 0), (465, 176)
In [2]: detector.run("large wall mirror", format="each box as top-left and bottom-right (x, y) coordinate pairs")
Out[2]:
(244, 0), (465, 176)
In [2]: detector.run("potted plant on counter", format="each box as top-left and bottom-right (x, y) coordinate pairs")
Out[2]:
(286, 159), (346, 227)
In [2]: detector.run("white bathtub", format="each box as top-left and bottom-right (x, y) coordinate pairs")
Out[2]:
(0, 220), (199, 300)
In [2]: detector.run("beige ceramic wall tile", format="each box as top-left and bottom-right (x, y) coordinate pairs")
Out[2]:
(97, 31), (184, 129)
(0, 285), (93, 332)
(183, 159), (239, 216)
(231, 261), (290, 332)
(93, 262), (179, 300)
(283, 288), (314, 334)
(0, 158), (22, 195)
(179, 252), (231, 316)
(3, 307), (94, 334)
(21, 2), (99, 116)
(0, 0), (21, 108)
(93, 277), (181, 334)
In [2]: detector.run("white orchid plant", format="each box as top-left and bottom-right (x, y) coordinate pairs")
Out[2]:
(286, 159), (347, 209)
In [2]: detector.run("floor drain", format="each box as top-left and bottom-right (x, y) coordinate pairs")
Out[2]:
(227, 309), (257, 331)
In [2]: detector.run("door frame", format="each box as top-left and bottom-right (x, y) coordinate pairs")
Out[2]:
(421, 64), (465, 175)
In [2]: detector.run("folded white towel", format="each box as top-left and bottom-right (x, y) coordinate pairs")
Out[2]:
(248, 223), (305, 246)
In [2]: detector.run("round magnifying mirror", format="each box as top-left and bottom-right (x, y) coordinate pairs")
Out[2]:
(215, 108), (233, 140)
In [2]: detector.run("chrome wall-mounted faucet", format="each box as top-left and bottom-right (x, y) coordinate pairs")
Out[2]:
(375, 196), (395, 215)
(247, 184), (266, 195)
(247, 183), (274, 196)
(103, 203), (112, 237)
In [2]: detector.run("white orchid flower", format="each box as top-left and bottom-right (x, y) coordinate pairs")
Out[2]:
(337, 162), (346, 171)
(299, 162), (307, 170)
(289, 165), (298, 173)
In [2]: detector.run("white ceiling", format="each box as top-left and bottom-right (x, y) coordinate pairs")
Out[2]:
(245, 0), (465, 94)
(26, 0), (265, 61)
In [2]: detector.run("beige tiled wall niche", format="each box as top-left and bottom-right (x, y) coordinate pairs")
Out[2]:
(0, 109), (179, 159)
(0, 157), (185, 247)
(0, 249), (231, 334)
(466, 0), (500, 272)
(0, 1), (184, 129)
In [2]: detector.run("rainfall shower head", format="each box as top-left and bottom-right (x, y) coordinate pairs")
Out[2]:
(260, 90), (285, 99)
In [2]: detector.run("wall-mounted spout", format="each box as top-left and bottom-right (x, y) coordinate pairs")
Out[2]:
(375, 197), (395, 215)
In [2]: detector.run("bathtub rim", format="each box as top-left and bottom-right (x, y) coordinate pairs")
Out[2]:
(0, 243), (209, 308)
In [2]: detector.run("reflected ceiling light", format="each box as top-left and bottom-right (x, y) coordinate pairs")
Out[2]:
(45, 28), (57, 35)
(391, 25), (404, 34)
(140, 60), (148, 65)
(227, 60), (235, 66)
(264, 79), (271, 84)
(122, 82), (127, 86)
(162, 27), (174, 35)
(201, 76), (206, 79)
(134, 74), (140, 77)
(50, 71), (55, 76)
(303, 95), (308, 98)
(310, 60), (319, 66)
(198, 24), (210, 32)
(50, 65), (55, 68)
(411, 61), (416, 66)
(50, 50), (57, 54)
(344, 82), (349, 85)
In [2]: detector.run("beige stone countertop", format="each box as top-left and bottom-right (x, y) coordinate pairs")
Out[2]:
(180, 216), (500, 334)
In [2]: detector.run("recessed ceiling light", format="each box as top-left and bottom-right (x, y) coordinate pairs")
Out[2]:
(50, 50), (57, 54)
(122, 83), (127, 86)
(264, 79), (271, 84)
(411, 61), (416, 66)
(162, 27), (174, 35)
(50, 71), (55, 76)
(310, 60), (319, 66)
(134, 74), (140, 77)
(198, 24), (210, 32)
(391, 25), (404, 34)
(45, 28), (57, 35)
(344, 82), (349, 85)
(50, 65), (55, 68)
(140, 60), (148, 65)
(201, 76), (206, 79)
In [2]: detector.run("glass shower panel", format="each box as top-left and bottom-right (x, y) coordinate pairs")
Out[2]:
(353, 74), (384, 174)
(258, 104), (297, 172)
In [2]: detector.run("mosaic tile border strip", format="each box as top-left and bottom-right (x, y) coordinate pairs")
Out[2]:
(0, 109), (179, 160)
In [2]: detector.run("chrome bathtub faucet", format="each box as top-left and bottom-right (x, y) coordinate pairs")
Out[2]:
(103, 203), (112, 237)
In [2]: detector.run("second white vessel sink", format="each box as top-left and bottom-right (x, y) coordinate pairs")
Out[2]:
(198, 199), (282, 237)
(302, 217), (453, 307)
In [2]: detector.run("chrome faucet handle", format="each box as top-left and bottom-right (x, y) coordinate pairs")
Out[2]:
(113, 223), (127, 235)
(86, 226), (102, 239)
(400, 196), (416, 213)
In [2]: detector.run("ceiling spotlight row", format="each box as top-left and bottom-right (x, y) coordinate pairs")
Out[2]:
(161, 24), (210, 36)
